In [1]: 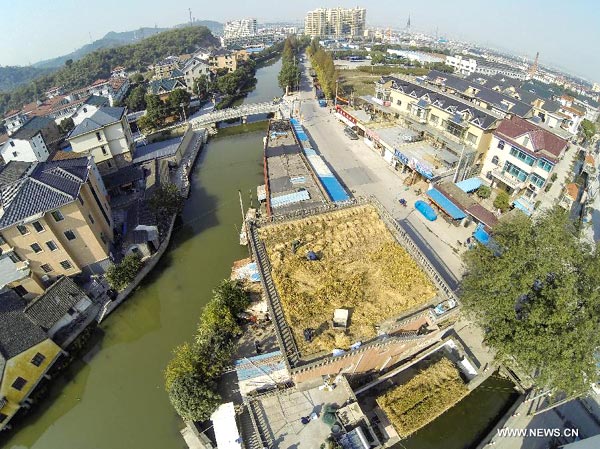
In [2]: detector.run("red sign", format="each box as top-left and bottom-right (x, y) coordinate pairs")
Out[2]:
(335, 106), (357, 124)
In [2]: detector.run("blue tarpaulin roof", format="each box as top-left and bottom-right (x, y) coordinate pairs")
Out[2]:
(415, 200), (437, 221)
(426, 188), (467, 220)
(456, 177), (483, 193)
(473, 224), (490, 245)
(512, 197), (534, 216)
(320, 176), (350, 202)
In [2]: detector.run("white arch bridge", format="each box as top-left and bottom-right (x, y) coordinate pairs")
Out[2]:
(189, 101), (289, 129)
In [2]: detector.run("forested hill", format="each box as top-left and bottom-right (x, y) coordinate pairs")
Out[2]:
(0, 25), (219, 116)
(0, 66), (52, 93)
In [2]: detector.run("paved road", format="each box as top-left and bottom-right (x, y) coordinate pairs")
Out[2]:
(291, 60), (466, 284)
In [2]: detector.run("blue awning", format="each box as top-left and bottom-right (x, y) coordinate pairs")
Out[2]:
(426, 188), (467, 220)
(512, 197), (534, 216)
(456, 177), (483, 193)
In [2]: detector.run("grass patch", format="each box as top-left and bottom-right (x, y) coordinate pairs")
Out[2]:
(377, 358), (468, 438)
(258, 205), (436, 355)
(214, 120), (269, 138)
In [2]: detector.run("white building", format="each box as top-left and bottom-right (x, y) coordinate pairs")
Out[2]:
(182, 57), (212, 94)
(481, 116), (569, 202)
(3, 110), (30, 136)
(70, 96), (110, 126)
(224, 18), (257, 39)
(67, 107), (134, 174)
(304, 7), (366, 38)
(445, 55), (477, 75)
(0, 117), (60, 163)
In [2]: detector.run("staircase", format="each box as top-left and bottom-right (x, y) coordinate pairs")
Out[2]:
(248, 401), (275, 449)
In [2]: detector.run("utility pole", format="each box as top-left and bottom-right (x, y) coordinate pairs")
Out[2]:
(454, 143), (466, 183)
(334, 79), (339, 107)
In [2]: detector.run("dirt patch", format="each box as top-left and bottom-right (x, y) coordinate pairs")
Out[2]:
(258, 205), (436, 356)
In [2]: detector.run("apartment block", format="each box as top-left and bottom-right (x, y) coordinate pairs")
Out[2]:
(223, 18), (257, 38)
(304, 7), (366, 38)
(0, 156), (113, 299)
(0, 117), (60, 163)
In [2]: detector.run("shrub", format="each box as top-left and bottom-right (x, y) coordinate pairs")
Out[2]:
(476, 185), (491, 199)
(493, 190), (511, 212)
(106, 254), (143, 291)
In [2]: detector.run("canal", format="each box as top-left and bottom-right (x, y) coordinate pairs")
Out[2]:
(1, 59), (282, 449)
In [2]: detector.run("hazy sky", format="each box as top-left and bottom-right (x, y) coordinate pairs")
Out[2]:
(1, 0), (598, 80)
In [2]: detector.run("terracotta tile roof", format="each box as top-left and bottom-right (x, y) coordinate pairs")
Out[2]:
(585, 154), (595, 166)
(466, 204), (499, 229)
(495, 116), (568, 159)
(561, 105), (584, 117)
(565, 183), (579, 201)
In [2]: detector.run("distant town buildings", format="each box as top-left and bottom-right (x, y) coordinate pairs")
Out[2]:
(223, 18), (257, 39)
(304, 7), (366, 38)
(445, 54), (527, 80)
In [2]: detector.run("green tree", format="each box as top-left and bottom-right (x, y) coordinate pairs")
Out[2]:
(106, 254), (143, 291)
(131, 73), (145, 84)
(136, 115), (153, 133)
(370, 51), (386, 65)
(192, 74), (211, 99)
(167, 373), (221, 421)
(58, 117), (75, 135)
(167, 88), (191, 118)
(164, 342), (198, 391)
(461, 208), (600, 393)
(144, 94), (167, 128)
(125, 85), (147, 112)
(216, 73), (239, 96)
(476, 185), (491, 199)
(581, 119), (596, 140)
(65, 59), (73, 68)
(149, 183), (184, 217)
(493, 190), (510, 212)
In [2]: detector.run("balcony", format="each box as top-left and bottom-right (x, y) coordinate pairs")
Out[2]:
(491, 168), (526, 190)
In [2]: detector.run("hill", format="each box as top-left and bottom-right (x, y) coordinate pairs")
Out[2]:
(0, 66), (53, 92)
(0, 25), (219, 116)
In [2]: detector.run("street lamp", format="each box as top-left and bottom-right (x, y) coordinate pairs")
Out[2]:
(334, 79), (339, 108)
(180, 102), (187, 122)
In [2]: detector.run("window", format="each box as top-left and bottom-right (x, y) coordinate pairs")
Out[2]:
(430, 114), (439, 125)
(83, 107), (88, 113)
(396, 99), (402, 106)
(32, 221), (45, 232)
(51, 210), (64, 222)
(9, 252), (21, 263)
(523, 136), (530, 147)
(17, 224), (29, 235)
(486, 171), (493, 180)
(40, 263), (53, 273)
(503, 161), (529, 182)
(466, 132), (478, 145)
(95, 132), (102, 141)
(538, 159), (554, 172)
(509, 147), (536, 166)
(13, 285), (28, 297)
(88, 214), (95, 224)
(530, 172), (546, 188)
(46, 240), (58, 251)
(30, 243), (43, 253)
(100, 145), (107, 155)
(60, 260), (73, 270)
(0, 413), (7, 423)
(491, 155), (500, 165)
(64, 230), (76, 241)
(0, 233), (5, 245)
(12, 151), (17, 157)
(100, 234), (107, 244)
(497, 139), (505, 150)
(79, 196), (84, 205)
(31, 353), (46, 367)
(107, 161), (112, 168)
(11, 377), (27, 391)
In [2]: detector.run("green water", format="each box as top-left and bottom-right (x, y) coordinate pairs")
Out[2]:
(1, 134), (264, 449)
(399, 374), (519, 449)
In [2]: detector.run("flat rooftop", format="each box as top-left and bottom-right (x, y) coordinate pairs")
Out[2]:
(257, 204), (438, 358)
(266, 121), (326, 214)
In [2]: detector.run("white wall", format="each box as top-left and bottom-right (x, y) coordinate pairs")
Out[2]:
(1, 133), (49, 163)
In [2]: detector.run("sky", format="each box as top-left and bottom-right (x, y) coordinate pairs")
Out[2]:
(0, 0), (598, 80)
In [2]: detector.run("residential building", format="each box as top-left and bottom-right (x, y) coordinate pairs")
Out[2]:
(67, 107), (134, 174)
(69, 78), (130, 107)
(593, 83), (600, 93)
(208, 49), (249, 73)
(110, 66), (127, 78)
(153, 56), (180, 80)
(0, 156), (113, 298)
(304, 7), (366, 38)
(24, 276), (94, 344)
(223, 18), (257, 39)
(446, 55), (477, 76)
(0, 289), (62, 431)
(480, 116), (569, 202)
(181, 57), (212, 94)
(70, 96), (110, 126)
(3, 110), (30, 136)
(0, 117), (60, 164)
(147, 78), (187, 99)
(44, 86), (64, 99)
(445, 55), (527, 80)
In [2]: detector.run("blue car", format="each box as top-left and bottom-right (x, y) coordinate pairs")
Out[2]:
(415, 200), (437, 221)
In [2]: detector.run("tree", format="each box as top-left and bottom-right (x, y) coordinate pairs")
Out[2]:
(461, 208), (600, 394)
(164, 342), (198, 391)
(192, 74), (211, 99)
(106, 254), (143, 291)
(167, 88), (191, 118)
(65, 59), (73, 68)
(149, 183), (184, 217)
(144, 94), (168, 128)
(581, 119), (596, 140)
(131, 73), (145, 84)
(136, 115), (153, 133)
(167, 373), (221, 421)
(58, 117), (75, 134)
(493, 190), (510, 212)
(476, 185), (491, 199)
(125, 85), (147, 111)
(216, 73), (239, 96)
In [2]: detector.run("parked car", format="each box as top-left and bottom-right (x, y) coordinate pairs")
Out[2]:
(344, 127), (359, 140)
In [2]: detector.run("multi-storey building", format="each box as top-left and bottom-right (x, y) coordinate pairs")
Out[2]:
(208, 49), (249, 74)
(480, 116), (568, 201)
(304, 7), (366, 38)
(181, 56), (212, 94)
(0, 156), (113, 299)
(223, 18), (257, 39)
(0, 117), (60, 163)
(67, 107), (134, 174)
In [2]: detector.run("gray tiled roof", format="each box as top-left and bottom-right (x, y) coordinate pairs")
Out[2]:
(0, 161), (32, 186)
(380, 75), (499, 130)
(68, 107), (125, 139)
(0, 289), (47, 360)
(24, 277), (89, 331)
(11, 116), (55, 140)
(0, 156), (90, 230)
(85, 95), (110, 107)
(148, 78), (185, 95)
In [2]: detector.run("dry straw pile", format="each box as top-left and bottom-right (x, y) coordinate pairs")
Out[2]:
(376, 358), (468, 438)
(258, 205), (436, 355)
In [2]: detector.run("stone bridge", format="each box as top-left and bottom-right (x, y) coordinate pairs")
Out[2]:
(190, 101), (288, 129)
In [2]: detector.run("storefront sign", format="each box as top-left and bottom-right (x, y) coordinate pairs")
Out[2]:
(365, 128), (380, 143)
(409, 158), (434, 179)
(335, 106), (357, 124)
(394, 149), (409, 165)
